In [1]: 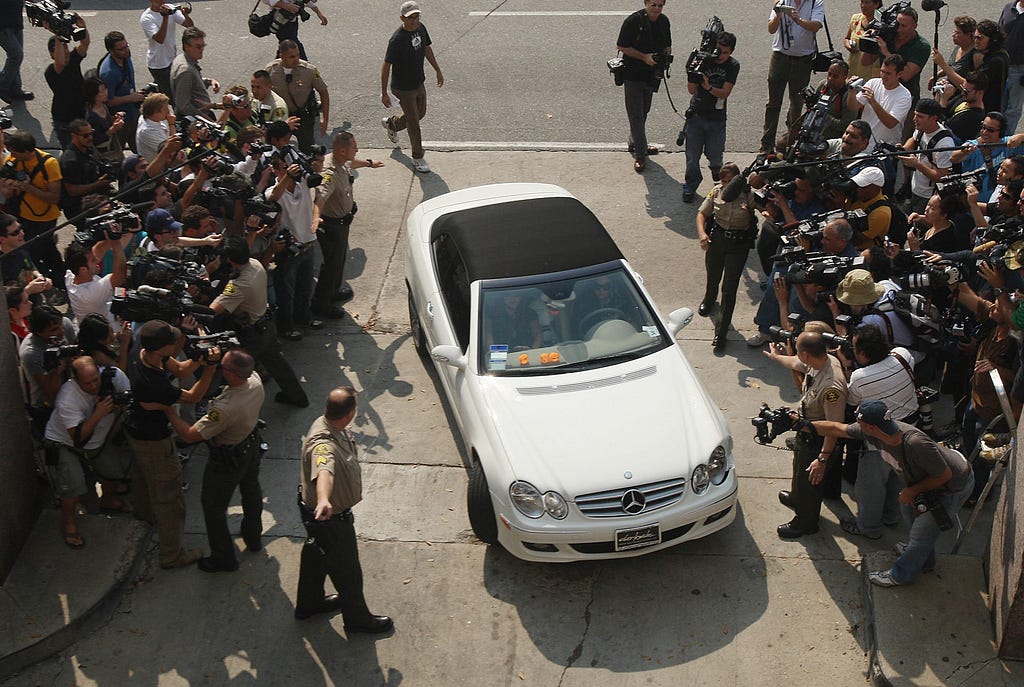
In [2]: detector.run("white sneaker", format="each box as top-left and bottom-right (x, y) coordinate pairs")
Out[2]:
(382, 117), (398, 145)
(746, 332), (768, 347)
(413, 157), (430, 173)
(868, 569), (903, 587)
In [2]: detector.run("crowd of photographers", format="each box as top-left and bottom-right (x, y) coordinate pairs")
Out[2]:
(0, 0), (394, 561)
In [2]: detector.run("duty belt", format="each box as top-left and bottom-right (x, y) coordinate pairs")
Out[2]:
(323, 212), (354, 227)
(712, 223), (754, 240)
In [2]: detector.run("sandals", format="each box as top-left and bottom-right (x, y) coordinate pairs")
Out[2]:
(840, 518), (882, 540)
(61, 529), (85, 548)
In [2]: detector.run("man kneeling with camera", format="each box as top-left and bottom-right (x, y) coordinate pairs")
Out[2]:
(797, 399), (973, 587)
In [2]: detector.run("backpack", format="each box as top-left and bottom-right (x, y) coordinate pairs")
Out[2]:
(912, 128), (963, 177)
(866, 197), (910, 247)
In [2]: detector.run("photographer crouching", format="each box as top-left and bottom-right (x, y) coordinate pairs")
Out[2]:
(798, 400), (973, 587)
(763, 331), (848, 539)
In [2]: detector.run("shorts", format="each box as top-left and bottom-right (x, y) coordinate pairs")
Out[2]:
(46, 445), (129, 498)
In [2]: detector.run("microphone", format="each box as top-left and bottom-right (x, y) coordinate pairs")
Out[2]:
(130, 201), (156, 213)
(720, 174), (750, 203)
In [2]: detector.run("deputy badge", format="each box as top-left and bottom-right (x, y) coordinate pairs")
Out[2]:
(222, 282), (238, 296)
(205, 407), (221, 423)
(824, 388), (841, 404)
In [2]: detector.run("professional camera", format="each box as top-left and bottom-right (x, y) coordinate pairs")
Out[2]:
(111, 284), (214, 325)
(243, 197), (280, 227)
(176, 114), (232, 147)
(752, 403), (797, 445)
(43, 342), (82, 371)
(270, 0), (312, 33)
(140, 82), (160, 96)
(858, 1), (909, 55)
(98, 366), (133, 405)
(73, 202), (144, 247)
(913, 489), (954, 530)
(684, 16), (724, 84)
(897, 262), (963, 290)
(0, 109), (12, 130)
(193, 172), (256, 218)
(275, 227), (303, 258)
(651, 52), (674, 81)
(935, 167), (987, 198)
(268, 145), (322, 187)
(787, 209), (868, 246)
(161, 2), (191, 15)
(792, 90), (836, 157)
(25, 0), (85, 43)
(183, 331), (239, 363)
(0, 159), (28, 183)
(124, 252), (219, 304)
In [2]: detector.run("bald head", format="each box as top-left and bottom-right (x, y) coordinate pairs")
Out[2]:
(72, 356), (102, 395)
(796, 332), (828, 359)
(325, 386), (357, 422)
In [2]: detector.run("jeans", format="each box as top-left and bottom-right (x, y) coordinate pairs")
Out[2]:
(624, 79), (655, 162)
(0, 27), (24, 97)
(854, 449), (903, 537)
(1005, 64), (1024, 135)
(753, 265), (805, 334)
(386, 84), (428, 159)
(702, 232), (751, 338)
(684, 114), (727, 193)
(760, 52), (813, 153)
(201, 439), (262, 567)
(890, 471), (973, 584)
(273, 245), (315, 332)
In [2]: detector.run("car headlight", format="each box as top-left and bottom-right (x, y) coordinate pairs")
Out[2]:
(691, 465), (710, 495)
(509, 481), (545, 518)
(708, 445), (728, 485)
(543, 491), (568, 519)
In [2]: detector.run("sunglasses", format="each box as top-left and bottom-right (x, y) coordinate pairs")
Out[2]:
(5, 227), (24, 237)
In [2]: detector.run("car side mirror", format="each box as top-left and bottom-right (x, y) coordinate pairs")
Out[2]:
(430, 344), (467, 370)
(667, 307), (694, 337)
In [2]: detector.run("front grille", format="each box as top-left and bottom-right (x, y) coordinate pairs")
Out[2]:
(575, 477), (687, 518)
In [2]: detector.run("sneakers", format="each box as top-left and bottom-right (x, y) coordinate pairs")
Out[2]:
(868, 569), (903, 587)
(682, 188), (696, 203)
(413, 157), (430, 173)
(746, 332), (768, 347)
(382, 117), (398, 144)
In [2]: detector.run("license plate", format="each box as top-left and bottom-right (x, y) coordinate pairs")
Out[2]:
(615, 523), (661, 551)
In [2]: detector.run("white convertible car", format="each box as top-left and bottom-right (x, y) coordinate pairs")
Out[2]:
(406, 183), (737, 562)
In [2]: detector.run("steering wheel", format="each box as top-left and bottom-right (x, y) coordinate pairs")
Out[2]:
(579, 308), (626, 339)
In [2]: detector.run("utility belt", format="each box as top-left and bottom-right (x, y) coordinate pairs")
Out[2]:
(292, 240), (317, 256)
(291, 96), (320, 119)
(296, 483), (353, 527)
(323, 205), (356, 227)
(208, 425), (262, 466)
(710, 223), (755, 241)
(238, 310), (273, 337)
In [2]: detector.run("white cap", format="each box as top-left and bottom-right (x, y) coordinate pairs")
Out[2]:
(851, 166), (885, 188)
(400, 1), (421, 17)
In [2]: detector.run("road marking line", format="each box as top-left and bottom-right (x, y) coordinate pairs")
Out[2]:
(468, 11), (630, 16)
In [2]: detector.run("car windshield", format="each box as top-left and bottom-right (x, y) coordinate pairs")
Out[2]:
(479, 267), (670, 375)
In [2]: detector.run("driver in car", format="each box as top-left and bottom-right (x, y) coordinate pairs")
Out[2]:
(574, 276), (639, 336)
(485, 293), (543, 351)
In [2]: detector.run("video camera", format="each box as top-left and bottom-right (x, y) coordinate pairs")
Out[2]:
(98, 366), (133, 405)
(857, 1), (909, 55)
(783, 209), (868, 247)
(160, 2), (191, 16)
(193, 171), (255, 218)
(270, 0), (312, 33)
(183, 331), (239, 363)
(935, 167), (987, 198)
(0, 108), (13, 130)
(73, 202), (144, 247)
(26, 0), (85, 43)
(913, 489), (954, 530)
(267, 145), (323, 187)
(111, 284), (214, 325)
(752, 403), (797, 445)
(243, 197), (280, 228)
(177, 114), (232, 147)
(685, 16), (724, 84)
(43, 342), (81, 372)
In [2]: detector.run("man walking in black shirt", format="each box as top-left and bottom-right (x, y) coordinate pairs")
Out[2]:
(44, 16), (90, 149)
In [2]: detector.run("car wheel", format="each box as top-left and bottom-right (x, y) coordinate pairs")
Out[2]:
(467, 461), (498, 545)
(407, 286), (426, 353)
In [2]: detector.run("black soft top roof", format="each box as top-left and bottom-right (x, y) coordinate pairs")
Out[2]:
(430, 196), (624, 282)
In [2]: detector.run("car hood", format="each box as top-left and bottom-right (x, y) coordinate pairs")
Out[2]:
(476, 348), (728, 497)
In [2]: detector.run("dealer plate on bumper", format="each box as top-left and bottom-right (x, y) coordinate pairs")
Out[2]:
(615, 523), (661, 551)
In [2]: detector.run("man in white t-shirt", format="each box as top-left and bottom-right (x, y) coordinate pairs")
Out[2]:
(139, 1), (194, 102)
(135, 91), (174, 161)
(63, 239), (127, 326)
(851, 55), (912, 147)
(898, 98), (954, 215)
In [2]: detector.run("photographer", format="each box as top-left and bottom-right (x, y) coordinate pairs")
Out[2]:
(899, 98), (954, 215)
(850, 54), (912, 149)
(19, 303), (77, 428)
(861, 4), (929, 109)
(809, 60), (860, 141)
(615, 0), (672, 174)
(125, 319), (218, 570)
(803, 399), (973, 587)
(941, 71), (987, 143)
(1, 213), (53, 300)
(140, 1), (194, 100)
(951, 113), (1024, 198)
(764, 331), (847, 539)
(6, 130), (66, 290)
(681, 31), (738, 203)
(210, 235), (308, 407)
(839, 324), (918, 539)
(60, 119), (115, 224)
(44, 15), (89, 149)
(64, 238), (127, 326)
(263, 0), (327, 61)
(217, 87), (261, 141)
(759, 0), (823, 156)
(845, 166), (892, 249)
(44, 356), (133, 548)
(161, 348), (265, 573)
(831, 268), (921, 362)
(136, 92), (174, 162)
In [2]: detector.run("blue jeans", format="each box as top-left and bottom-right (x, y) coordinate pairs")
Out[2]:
(684, 114), (726, 193)
(890, 471), (974, 584)
(272, 246), (315, 332)
(0, 27), (24, 96)
(753, 266), (806, 334)
(1005, 64), (1024, 135)
(854, 449), (903, 537)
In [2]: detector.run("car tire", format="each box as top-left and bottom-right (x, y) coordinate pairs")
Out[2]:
(467, 461), (498, 545)
(407, 286), (427, 354)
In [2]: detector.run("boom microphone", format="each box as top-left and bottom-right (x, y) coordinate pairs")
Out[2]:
(720, 174), (750, 203)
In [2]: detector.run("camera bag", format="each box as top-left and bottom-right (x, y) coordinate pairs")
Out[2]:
(811, 14), (843, 72)
(248, 0), (274, 38)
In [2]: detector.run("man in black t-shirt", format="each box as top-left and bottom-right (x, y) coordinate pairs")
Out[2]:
(380, 1), (444, 174)
(126, 319), (218, 569)
(681, 31), (738, 203)
(44, 16), (90, 148)
(59, 119), (114, 225)
(616, 0), (671, 174)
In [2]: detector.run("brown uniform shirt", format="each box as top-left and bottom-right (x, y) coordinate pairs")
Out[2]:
(211, 258), (268, 327)
(266, 60), (326, 113)
(698, 183), (755, 231)
(315, 159), (353, 218)
(301, 415), (362, 511)
(801, 354), (848, 422)
(193, 374), (265, 446)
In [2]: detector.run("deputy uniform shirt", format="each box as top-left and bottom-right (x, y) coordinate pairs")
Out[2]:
(193, 374), (265, 446)
(301, 415), (362, 512)
(266, 60), (324, 114)
(212, 258), (268, 327)
(315, 159), (353, 218)
(698, 182), (754, 231)
(801, 354), (847, 422)
(846, 421), (971, 494)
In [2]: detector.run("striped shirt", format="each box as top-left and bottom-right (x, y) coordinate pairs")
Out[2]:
(847, 347), (919, 420)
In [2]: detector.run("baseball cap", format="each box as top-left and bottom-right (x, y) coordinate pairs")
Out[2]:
(146, 208), (182, 233)
(400, 1), (421, 17)
(915, 98), (944, 117)
(121, 154), (143, 175)
(138, 320), (182, 350)
(856, 400), (900, 435)
(1003, 240), (1024, 270)
(851, 166), (885, 188)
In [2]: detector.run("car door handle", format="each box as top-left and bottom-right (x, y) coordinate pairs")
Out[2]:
(426, 301), (435, 320)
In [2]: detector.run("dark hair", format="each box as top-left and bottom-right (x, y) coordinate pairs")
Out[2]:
(881, 54), (905, 70)
(975, 19), (1006, 50)
(332, 130), (355, 148)
(181, 205), (210, 232)
(953, 16), (977, 35)
(83, 76), (106, 108)
(65, 241), (92, 275)
(222, 349), (255, 378)
(252, 69), (271, 81)
(984, 111), (1008, 135)
(69, 118), (90, 135)
(829, 60), (850, 74)
(28, 304), (62, 335)
(77, 312), (117, 359)
(103, 30), (126, 52)
(796, 332), (827, 358)
(6, 131), (36, 153)
(717, 31), (737, 50)
(236, 125), (264, 146)
(222, 235), (249, 265)
(848, 119), (872, 140)
(182, 26), (205, 49)
(964, 71), (989, 93)
(866, 246), (892, 281)
(853, 323), (891, 364)
(278, 39), (299, 53)
(897, 6), (918, 23)
(5, 284), (25, 311)
(266, 119), (292, 142)
(937, 192), (965, 217)
(0, 213), (17, 235)
(325, 386), (357, 420)
(1004, 178), (1024, 202)
(47, 35), (59, 53)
